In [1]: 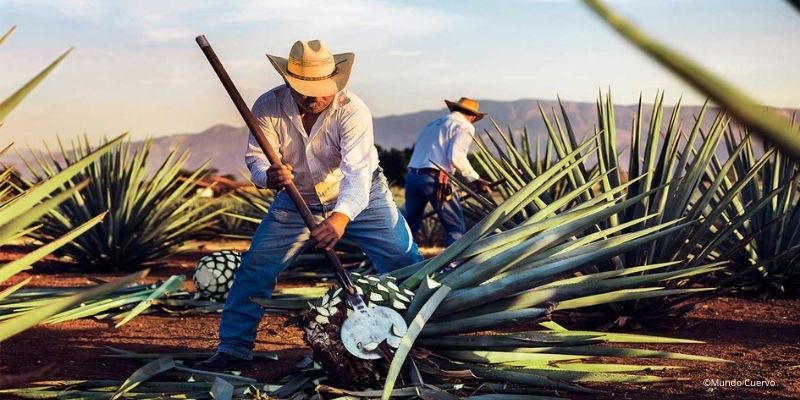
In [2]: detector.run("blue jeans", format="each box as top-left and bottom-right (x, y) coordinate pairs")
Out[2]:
(217, 170), (422, 359)
(404, 172), (466, 246)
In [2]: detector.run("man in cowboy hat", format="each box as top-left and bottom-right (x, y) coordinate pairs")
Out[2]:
(404, 97), (494, 245)
(196, 40), (423, 371)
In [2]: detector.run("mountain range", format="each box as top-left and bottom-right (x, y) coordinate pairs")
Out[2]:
(3, 98), (796, 180)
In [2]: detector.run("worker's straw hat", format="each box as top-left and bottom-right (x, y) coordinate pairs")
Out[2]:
(445, 97), (486, 121)
(267, 40), (354, 97)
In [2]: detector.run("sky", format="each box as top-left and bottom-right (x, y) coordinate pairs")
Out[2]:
(1, 0), (798, 147)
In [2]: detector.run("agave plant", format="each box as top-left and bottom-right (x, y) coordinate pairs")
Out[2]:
(1, 138), (147, 342)
(416, 211), (446, 247)
(19, 136), (225, 271)
(468, 121), (567, 215)
(0, 28), (152, 343)
(207, 186), (273, 240)
(262, 144), (729, 397)
(446, 90), (789, 327)
(580, 0), (800, 298)
(0, 27), (71, 126)
(709, 124), (800, 296)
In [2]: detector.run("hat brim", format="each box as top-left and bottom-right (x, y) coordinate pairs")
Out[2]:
(445, 99), (486, 122)
(267, 52), (354, 97)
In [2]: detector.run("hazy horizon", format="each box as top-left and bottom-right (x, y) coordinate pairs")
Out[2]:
(2, 0), (798, 147)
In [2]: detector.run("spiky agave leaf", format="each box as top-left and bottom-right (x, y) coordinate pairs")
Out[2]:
(0, 44), (72, 123)
(0, 141), (153, 340)
(446, 91), (782, 327)
(199, 186), (273, 240)
(19, 136), (226, 271)
(0, 25), (16, 47)
(581, 0), (800, 160)
(710, 123), (800, 296)
(284, 152), (726, 395)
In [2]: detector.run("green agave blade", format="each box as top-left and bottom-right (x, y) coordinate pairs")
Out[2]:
(423, 307), (552, 336)
(112, 356), (175, 399)
(438, 360), (598, 395)
(439, 351), (582, 365)
(0, 134), (125, 225)
(0, 269), (147, 342)
(0, 212), (106, 284)
(495, 367), (671, 384)
(0, 180), (88, 245)
(382, 279), (451, 400)
(0, 25), (16, 46)
(115, 275), (185, 328)
(437, 220), (690, 315)
(554, 287), (714, 311)
(0, 48), (73, 122)
(399, 138), (596, 289)
(0, 277), (31, 300)
(582, 0), (800, 159)
(523, 345), (728, 363)
(46, 292), (151, 324)
(442, 264), (723, 319)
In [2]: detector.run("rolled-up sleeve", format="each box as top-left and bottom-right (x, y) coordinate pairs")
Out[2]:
(449, 125), (481, 182)
(245, 96), (280, 188)
(332, 103), (374, 220)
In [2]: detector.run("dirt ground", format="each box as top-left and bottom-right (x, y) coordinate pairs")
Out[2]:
(1, 246), (798, 400)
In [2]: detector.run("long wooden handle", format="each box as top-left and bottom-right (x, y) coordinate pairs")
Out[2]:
(195, 35), (362, 302)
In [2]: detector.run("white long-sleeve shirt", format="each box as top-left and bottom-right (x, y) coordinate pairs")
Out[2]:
(245, 85), (378, 220)
(408, 111), (481, 182)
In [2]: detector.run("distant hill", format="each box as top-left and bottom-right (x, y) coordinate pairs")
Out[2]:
(3, 99), (796, 180)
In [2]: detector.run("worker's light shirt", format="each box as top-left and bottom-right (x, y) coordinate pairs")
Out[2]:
(408, 111), (481, 182)
(245, 85), (378, 220)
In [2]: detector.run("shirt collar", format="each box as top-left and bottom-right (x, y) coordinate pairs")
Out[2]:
(448, 111), (470, 124)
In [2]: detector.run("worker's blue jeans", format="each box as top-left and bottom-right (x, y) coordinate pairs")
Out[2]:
(217, 170), (422, 360)
(404, 172), (466, 246)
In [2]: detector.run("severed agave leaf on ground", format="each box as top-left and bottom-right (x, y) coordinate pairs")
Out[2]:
(210, 377), (234, 400)
(115, 275), (185, 328)
(0, 269), (147, 342)
(382, 282), (451, 400)
(112, 356), (175, 399)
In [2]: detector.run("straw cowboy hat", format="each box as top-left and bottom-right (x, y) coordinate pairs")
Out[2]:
(267, 40), (354, 97)
(445, 97), (486, 121)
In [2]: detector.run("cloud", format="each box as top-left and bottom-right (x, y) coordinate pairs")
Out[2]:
(382, 49), (423, 58)
(220, 0), (455, 35)
(3, 0), (110, 19)
(8, 0), (462, 44)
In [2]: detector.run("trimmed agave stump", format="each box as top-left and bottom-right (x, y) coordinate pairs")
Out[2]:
(297, 273), (414, 388)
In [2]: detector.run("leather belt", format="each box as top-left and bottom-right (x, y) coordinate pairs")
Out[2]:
(408, 167), (440, 177)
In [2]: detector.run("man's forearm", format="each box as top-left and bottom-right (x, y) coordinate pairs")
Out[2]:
(332, 170), (372, 220)
(451, 156), (481, 182)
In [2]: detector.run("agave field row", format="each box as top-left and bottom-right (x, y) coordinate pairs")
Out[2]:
(3, 2), (800, 397)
